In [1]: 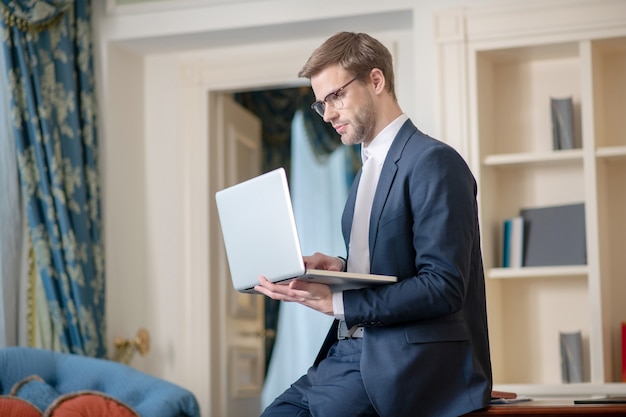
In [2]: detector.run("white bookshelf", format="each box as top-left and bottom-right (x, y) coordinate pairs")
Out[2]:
(435, 0), (626, 397)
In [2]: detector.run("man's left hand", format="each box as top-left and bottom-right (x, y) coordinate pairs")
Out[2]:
(254, 275), (334, 316)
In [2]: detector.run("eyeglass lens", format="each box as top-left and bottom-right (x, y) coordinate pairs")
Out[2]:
(310, 74), (361, 117)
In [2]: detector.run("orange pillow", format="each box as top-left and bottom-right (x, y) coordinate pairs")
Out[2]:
(0, 396), (43, 417)
(43, 392), (139, 417)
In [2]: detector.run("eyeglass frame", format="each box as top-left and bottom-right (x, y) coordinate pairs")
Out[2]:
(310, 72), (367, 117)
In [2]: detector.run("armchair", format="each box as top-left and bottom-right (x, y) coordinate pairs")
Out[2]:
(0, 347), (200, 417)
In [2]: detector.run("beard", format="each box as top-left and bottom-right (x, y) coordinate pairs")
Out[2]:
(339, 93), (376, 146)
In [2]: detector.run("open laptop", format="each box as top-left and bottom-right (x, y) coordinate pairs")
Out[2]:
(215, 168), (397, 293)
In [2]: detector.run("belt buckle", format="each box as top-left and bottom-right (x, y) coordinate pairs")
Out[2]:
(338, 320), (364, 339)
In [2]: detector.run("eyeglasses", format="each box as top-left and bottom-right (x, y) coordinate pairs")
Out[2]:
(310, 73), (363, 117)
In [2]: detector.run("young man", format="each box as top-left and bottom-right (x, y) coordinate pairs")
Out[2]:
(255, 32), (492, 417)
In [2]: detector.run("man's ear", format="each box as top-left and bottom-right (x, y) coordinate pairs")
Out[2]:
(368, 68), (386, 95)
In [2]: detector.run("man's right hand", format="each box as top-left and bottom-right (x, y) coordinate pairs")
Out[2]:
(303, 252), (344, 271)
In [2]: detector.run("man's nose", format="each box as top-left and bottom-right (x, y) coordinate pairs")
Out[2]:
(323, 105), (338, 123)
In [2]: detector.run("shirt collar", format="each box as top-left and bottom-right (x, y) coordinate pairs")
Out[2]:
(361, 113), (408, 165)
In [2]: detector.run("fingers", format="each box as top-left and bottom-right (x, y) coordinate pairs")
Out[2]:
(254, 276), (334, 315)
(254, 276), (298, 301)
(303, 252), (343, 271)
(254, 277), (316, 301)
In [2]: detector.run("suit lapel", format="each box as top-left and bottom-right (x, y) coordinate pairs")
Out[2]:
(342, 170), (361, 247)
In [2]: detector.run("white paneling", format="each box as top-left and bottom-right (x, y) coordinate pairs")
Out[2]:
(102, 44), (148, 358)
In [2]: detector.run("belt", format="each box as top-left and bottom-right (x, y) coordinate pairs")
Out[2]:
(337, 320), (364, 339)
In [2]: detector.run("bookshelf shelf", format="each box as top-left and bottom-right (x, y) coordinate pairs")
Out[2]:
(436, 0), (626, 393)
(489, 265), (588, 280)
(596, 146), (626, 159)
(483, 150), (584, 167)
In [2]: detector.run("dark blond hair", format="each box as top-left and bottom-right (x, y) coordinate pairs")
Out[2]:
(298, 32), (396, 100)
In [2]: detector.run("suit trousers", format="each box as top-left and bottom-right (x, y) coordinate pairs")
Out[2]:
(260, 338), (379, 417)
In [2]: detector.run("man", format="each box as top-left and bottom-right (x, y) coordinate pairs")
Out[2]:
(255, 32), (492, 417)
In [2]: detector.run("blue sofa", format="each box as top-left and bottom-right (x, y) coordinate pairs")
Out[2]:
(0, 347), (200, 417)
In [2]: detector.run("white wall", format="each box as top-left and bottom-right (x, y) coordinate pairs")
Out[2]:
(93, 0), (519, 413)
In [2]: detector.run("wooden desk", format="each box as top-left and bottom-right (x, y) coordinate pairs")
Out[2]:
(468, 399), (626, 416)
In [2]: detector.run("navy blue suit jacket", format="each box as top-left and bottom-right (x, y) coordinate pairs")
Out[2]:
(316, 120), (492, 417)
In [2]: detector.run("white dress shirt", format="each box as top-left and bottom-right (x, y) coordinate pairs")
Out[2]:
(332, 114), (408, 319)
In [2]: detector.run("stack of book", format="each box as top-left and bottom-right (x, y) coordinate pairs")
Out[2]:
(501, 203), (586, 268)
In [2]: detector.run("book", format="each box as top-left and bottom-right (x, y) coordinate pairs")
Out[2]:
(509, 217), (524, 268)
(501, 217), (524, 268)
(491, 390), (517, 400)
(520, 203), (586, 267)
(501, 219), (511, 267)
(490, 390), (533, 405)
(551, 96), (577, 150)
(560, 330), (584, 383)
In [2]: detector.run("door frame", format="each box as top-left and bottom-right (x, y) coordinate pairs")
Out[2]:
(177, 40), (314, 416)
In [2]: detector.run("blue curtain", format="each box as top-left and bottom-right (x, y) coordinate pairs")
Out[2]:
(0, 1), (105, 356)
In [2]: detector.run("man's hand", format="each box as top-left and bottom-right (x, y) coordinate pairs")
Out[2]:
(254, 275), (334, 316)
(303, 252), (344, 271)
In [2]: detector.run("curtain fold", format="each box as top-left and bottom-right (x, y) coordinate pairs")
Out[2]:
(0, 0), (105, 356)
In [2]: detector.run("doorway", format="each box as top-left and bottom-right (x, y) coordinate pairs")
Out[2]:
(230, 87), (357, 409)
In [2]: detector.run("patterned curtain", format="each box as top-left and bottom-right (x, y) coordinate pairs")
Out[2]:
(234, 86), (357, 373)
(0, 1), (105, 357)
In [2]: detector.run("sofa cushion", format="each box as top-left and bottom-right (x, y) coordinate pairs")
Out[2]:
(10, 375), (59, 412)
(43, 392), (140, 417)
(0, 395), (43, 417)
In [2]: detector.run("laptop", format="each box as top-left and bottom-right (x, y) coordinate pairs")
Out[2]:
(215, 168), (397, 293)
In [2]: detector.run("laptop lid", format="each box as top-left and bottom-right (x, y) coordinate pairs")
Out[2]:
(215, 168), (306, 292)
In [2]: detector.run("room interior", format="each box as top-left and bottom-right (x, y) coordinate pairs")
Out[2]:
(87, 0), (626, 415)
